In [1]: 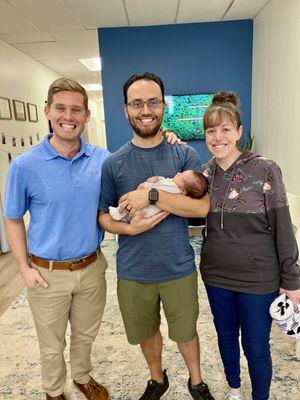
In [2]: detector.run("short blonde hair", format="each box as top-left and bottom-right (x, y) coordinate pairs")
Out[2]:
(47, 78), (88, 110)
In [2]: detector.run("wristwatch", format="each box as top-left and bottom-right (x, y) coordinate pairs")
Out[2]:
(148, 188), (159, 205)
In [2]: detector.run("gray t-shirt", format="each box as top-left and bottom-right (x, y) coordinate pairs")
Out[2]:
(99, 140), (202, 282)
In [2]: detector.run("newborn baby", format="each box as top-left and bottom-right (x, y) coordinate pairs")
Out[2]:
(109, 170), (208, 221)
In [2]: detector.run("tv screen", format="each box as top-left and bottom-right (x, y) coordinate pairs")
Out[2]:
(161, 93), (213, 140)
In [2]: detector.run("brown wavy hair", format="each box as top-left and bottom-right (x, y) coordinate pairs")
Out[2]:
(203, 92), (242, 130)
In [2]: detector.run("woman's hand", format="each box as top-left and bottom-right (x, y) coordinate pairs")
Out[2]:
(280, 287), (300, 308)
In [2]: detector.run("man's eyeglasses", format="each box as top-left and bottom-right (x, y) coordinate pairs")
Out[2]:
(127, 99), (164, 110)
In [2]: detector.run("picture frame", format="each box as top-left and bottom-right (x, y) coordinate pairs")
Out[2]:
(0, 97), (12, 120)
(27, 103), (38, 122)
(13, 99), (26, 121)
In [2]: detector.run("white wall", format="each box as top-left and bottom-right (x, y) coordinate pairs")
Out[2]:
(0, 40), (60, 200)
(87, 98), (107, 148)
(252, 0), (300, 195)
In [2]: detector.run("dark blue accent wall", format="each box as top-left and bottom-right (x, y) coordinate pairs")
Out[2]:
(98, 20), (253, 162)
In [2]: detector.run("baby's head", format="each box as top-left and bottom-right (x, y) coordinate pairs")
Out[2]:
(173, 170), (208, 199)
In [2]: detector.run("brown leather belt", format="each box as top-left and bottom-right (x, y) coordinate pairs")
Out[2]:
(29, 251), (98, 271)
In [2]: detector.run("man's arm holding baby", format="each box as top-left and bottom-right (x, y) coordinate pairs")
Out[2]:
(119, 189), (210, 219)
(98, 209), (169, 235)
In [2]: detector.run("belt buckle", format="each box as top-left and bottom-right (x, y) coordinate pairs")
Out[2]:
(69, 257), (83, 271)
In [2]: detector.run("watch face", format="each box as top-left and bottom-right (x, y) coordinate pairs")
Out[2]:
(149, 188), (159, 203)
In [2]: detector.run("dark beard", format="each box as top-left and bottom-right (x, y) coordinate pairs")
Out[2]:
(128, 115), (162, 138)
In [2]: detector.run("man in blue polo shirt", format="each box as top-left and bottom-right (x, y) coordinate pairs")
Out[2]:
(99, 72), (214, 400)
(3, 78), (166, 400)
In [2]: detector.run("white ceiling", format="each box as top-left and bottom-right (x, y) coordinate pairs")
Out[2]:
(0, 0), (270, 100)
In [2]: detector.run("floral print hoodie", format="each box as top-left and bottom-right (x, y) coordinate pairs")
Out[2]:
(200, 151), (300, 294)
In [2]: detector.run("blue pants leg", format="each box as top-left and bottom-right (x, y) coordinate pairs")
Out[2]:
(205, 284), (278, 400)
(205, 285), (241, 389)
(238, 291), (277, 400)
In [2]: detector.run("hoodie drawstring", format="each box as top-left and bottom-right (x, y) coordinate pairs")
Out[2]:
(205, 164), (216, 237)
(205, 163), (236, 236)
(220, 167), (235, 229)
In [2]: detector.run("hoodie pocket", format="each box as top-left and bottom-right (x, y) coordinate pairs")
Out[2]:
(247, 242), (280, 282)
(200, 241), (261, 284)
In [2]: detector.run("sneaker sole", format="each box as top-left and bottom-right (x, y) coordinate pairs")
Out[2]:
(160, 386), (170, 398)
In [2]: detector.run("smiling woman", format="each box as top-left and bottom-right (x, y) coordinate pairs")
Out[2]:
(204, 92), (243, 171)
(200, 92), (300, 400)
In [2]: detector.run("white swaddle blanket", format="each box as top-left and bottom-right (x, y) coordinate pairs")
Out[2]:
(109, 177), (181, 221)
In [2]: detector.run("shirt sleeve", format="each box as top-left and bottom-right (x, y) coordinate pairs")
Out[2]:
(3, 160), (29, 219)
(264, 160), (300, 290)
(182, 145), (202, 172)
(98, 157), (119, 213)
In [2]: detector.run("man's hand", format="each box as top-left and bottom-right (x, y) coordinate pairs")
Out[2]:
(280, 287), (300, 308)
(20, 264), (48, 289)
(127, 209), (169, 236)
(161, 129), (186, 145)
(119, 188), (149, 218)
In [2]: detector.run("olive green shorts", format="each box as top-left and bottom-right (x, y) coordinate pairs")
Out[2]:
(117, 270), (199, 345)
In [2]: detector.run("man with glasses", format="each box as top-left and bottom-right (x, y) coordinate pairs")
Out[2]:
(99, 72), (214, 400)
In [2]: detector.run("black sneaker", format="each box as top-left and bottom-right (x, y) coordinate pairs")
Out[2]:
(139, 369), (170, 400)
(188, 377), (215, 400)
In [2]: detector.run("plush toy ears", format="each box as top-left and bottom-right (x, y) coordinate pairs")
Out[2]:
(269, 293), (294, 321)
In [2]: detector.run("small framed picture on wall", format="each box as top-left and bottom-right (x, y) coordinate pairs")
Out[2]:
(0, 97), (12, 120)
(13, 99), (26, 121)
(27, 103), (38, 122)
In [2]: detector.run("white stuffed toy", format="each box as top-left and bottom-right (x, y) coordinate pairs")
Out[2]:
(269, 293), (300, 339)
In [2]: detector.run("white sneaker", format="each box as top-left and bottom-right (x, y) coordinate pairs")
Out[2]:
(224, 388), (245, 400)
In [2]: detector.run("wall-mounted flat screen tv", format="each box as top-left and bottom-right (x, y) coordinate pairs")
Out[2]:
(161, 93), (214, 140)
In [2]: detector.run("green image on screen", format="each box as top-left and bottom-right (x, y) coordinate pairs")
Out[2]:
(161, 94), (213, 140)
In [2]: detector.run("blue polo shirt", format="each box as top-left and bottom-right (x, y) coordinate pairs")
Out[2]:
(4, 134), (109, 260)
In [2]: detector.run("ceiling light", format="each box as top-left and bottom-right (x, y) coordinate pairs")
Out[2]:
(79, 57), (101, 71)
(83, 84), (102, 91)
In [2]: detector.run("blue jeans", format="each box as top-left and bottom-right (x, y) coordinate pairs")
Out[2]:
(205, 284), (278, 400)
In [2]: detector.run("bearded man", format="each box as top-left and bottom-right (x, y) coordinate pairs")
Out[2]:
(98, 72), (214, 400)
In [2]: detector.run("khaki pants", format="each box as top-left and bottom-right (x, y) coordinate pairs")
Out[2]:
(28, 251), (107, 397)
